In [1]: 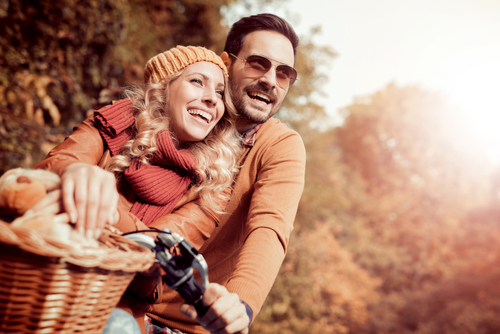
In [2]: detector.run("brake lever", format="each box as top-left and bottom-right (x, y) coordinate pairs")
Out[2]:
(125, 233), (157, 250)
(124, 229), (210, 317)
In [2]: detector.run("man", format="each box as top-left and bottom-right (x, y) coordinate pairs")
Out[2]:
(147, 13), (305, 334)
(32, 13), (305, 334)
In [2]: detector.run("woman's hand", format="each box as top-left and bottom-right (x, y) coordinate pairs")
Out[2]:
(29, 163), (119, 238)
(180, 283), (250, 334)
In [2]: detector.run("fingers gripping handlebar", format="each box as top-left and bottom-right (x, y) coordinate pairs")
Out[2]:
(124, 229), (210, 317)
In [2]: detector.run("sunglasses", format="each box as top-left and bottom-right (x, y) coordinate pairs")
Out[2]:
(230, 53), (298, 89)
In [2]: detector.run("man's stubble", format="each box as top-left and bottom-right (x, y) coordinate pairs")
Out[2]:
(229, 77), (283, 125)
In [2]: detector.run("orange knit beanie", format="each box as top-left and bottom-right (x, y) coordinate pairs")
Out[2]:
(143, 45), (227, 83)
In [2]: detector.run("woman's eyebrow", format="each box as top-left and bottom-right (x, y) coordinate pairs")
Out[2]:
(187, 72), (209, 79)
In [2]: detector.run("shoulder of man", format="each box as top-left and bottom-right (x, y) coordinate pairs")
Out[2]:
(255, 118), (302, 143)
(251, 118), (305, 157)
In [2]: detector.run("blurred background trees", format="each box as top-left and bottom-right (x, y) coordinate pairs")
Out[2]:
(2, 0), (500, 333)
(0, 0), (234, 173)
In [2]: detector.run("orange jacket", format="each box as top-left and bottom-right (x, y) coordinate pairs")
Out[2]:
(32, 117), (216, 249)
(34, 116), (306, 334)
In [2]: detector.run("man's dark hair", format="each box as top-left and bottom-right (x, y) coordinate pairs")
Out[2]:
(224, 13), (299, 63)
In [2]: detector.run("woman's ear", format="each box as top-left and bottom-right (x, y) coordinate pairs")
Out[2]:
(220, 52), (232, 68)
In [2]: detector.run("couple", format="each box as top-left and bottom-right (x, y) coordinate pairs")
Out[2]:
(31, 13), (305, 334)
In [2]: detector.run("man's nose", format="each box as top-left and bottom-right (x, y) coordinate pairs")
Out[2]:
(257, 67), (278, 89)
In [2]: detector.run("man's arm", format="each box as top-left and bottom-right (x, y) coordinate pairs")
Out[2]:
(226, 130), (306, 319)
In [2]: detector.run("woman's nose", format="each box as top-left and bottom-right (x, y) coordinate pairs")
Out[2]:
(203, 88), (217, 106)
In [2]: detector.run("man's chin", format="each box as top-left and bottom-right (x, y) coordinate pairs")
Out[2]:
(240, 107), (273, 124)
(241, 99), (279, 122)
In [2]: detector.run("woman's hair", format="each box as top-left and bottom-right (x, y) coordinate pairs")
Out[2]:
(106, 69), (242, 213)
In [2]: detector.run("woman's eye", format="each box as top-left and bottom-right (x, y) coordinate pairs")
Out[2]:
(191, 78), (202, 85)
(216, 90), (224, 98)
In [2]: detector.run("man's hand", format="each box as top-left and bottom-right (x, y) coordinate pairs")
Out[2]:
(28, 163), (119, 239)
(180, 283), (250, 334)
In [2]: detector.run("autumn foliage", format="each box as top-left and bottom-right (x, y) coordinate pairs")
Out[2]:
(2, 1), (500, 333)
(0, 0), (234, 174)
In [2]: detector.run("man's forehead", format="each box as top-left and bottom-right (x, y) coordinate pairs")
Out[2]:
(239, 30), (295, 67)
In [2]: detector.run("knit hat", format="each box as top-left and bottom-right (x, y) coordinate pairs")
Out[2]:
(144, 45), (228, 83)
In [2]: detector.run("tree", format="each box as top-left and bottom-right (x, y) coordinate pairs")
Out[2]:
(277, 26), (336, 139)
(334, 83), (491, 292)
(251, 225), (380, 334)
(323, 83), (500, 333)
(3, 2), (406, 332)
(0, 0), (237, 174)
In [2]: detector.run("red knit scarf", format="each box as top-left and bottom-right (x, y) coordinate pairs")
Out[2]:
(94, 99), (197, 225)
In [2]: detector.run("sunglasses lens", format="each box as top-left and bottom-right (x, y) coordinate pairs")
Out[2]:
(245, 56), (272, 77)
(243, 55), (297, 88)
(276, 65), (297, 87)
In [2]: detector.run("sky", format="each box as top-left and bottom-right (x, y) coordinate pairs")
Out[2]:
(226, 0), (500, 161)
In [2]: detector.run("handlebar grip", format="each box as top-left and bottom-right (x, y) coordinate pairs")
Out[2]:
(193, 298), (210, 317)
(174, 276), (210, 317)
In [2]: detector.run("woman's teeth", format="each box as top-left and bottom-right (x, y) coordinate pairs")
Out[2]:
(188, 109), (212, 123)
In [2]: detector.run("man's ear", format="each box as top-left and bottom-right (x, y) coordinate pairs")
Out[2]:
(221, 52), (232, 68)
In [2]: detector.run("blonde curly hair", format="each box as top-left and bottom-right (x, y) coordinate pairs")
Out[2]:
(105, 69), (242, 213)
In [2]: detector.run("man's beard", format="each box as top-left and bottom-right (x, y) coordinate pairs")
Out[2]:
(229, 80), (282, 124)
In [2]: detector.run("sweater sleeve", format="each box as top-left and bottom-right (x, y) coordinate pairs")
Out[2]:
(32, 117), (105, 175)
(33, 115), (223, 251)
(226, 129), (306, 317)
(148, 199), (222, 250)
(114, 187), (227, 251)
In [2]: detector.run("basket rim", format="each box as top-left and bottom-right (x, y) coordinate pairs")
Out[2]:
(0, 220), (155, 272)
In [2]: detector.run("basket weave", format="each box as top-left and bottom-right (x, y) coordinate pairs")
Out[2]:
(0, 220), (155, 333)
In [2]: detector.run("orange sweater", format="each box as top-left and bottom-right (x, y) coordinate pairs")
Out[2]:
(34, 117), (306, 333)
(148, 118), (306, 333)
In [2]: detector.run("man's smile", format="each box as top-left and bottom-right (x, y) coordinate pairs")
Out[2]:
(248, 91), (271, 104)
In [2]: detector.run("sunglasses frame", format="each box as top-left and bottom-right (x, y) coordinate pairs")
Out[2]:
(230, 53), (298, 89)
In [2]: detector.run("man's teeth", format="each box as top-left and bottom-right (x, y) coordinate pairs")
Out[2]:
(249, 92), (270, 104)
(188, 109), (212, 123)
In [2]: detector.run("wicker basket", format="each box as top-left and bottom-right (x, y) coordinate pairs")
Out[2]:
(0, 220), (155, 333)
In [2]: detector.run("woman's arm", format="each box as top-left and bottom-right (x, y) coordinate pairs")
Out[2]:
(33, 117), (106, 175)
(31, 117), (119, 238)
(113, 192), (226, 251)
(31, 115), (230, 245)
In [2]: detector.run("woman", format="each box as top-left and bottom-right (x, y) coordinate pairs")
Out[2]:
(31, 46), (250, 334)
(32, 45), (240, 241)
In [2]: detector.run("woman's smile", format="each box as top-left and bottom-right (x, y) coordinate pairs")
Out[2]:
(168, 61), (225, 144)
